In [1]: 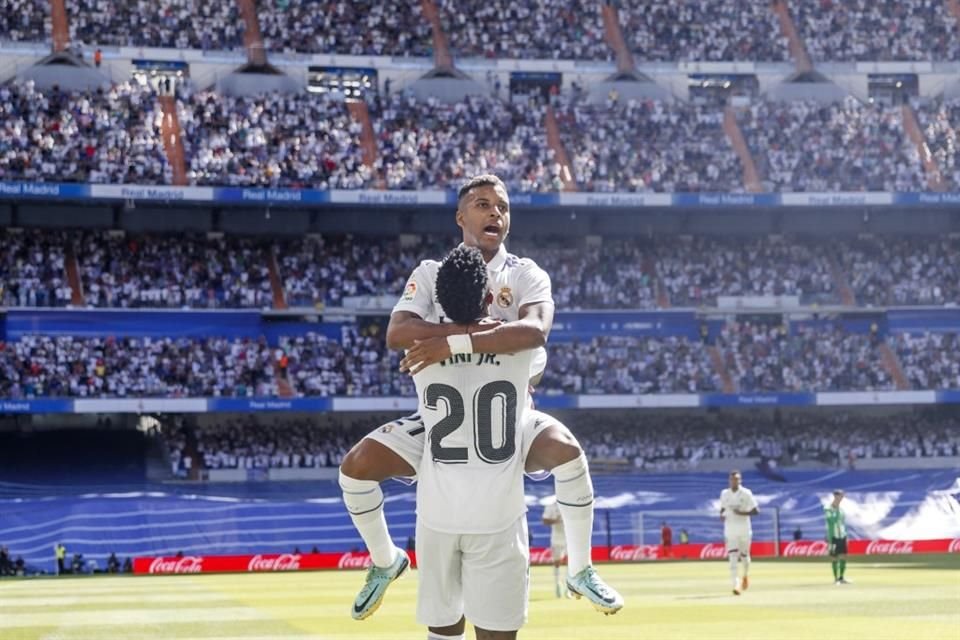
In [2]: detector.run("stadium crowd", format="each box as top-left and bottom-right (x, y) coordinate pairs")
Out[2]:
(653, 237), (836, 306)
(0, 0), (47, 43)
(64, 0), (243, 51)
(539, 336), (721, 395)
(618, 0), (787, 62)
(4, 231), (959, 310)
(162, 409), (960, 473)
(738, 98), (927, 192)
(893, 332), (960, 391)
(914, 97), (960, 190)
(839, 237), (960, 307)
(718, 321), (893, 392)
(179, 87), (373, 189)
(572, 410), (960, 470)
(792, 0), (960, 62)
(76, 232), (274, 308)
(259, 0), (432, 56)
(0, 81), (168, 184)
(376, 93), (564, 192)
(556, 97), (743, 193)
(7, 321), (959, 400)
(0, 230), (72, 308)
(437, 0), (608, 60)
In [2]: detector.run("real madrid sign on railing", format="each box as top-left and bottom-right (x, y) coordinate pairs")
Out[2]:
(3, 181), (960, 209)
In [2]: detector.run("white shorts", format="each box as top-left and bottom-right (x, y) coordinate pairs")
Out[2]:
(416, 517), (530, 632)
(364, 409), (556, 481)
(725, 533), (752, 557)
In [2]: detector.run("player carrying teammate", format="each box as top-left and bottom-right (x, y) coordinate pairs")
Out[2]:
(412, 244), (537, 639)
(825, 489), (851, 585)
(719, 470), (759, 595)
(541, 497), (570, 598)
(338, 174), (623, 620)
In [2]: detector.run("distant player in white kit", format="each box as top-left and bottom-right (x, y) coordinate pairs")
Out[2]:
(411, 245), (536, 639)
(541, 497), (570, 598)
(719, 470), (759, 595)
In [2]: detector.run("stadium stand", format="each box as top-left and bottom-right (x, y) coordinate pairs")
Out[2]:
(791, 0), (960, 62)
(914, 98), (960, 189)
(259, 0), (432, 56)
(0, 81), (168, 184)
(0, 0), (48, 43)
(737, 98), (927, 192)
(556, 96), (743, 193)
(618, 0), (788, 62)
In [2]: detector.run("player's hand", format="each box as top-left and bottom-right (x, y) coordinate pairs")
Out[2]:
(399, 337), (451, 374)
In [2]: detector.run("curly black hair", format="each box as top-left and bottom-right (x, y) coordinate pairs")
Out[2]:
(436, 245), (488, 325)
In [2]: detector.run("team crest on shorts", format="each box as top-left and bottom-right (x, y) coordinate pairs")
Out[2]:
(496, 287), (514, 308)
(380, 424), (394, 433)
(401, 281), (417, 301)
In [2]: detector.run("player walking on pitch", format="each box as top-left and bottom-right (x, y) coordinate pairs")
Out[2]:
(338, 174), (623, 620)
(826, 489), (851, 585)
(719, 470), (759, 595)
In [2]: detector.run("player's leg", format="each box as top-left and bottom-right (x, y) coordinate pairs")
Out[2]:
(726, 536), (740, 594)
(522, 411), (623, 613)
(339, 416), (423, 619)
(829, 538), (840, 583)
(417, 521), (467, 639)
(837, 537), (850, 583)
(739, 535), (751, 591)
(461, 517), (528, 640)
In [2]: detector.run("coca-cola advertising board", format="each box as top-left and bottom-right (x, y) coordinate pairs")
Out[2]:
(134, 538), (960, 574)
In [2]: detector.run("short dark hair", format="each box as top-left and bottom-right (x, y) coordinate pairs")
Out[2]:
(436, 245), (488, 325)
(832, 489), (844, 497)
(730, 470), (741, 477)
(457, 174), (508, 203)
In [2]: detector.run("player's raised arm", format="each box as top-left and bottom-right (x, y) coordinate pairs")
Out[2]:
(468, 299), (554, 353)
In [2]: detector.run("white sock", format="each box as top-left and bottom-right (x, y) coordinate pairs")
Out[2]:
(427, 633), (465, 640)
(553, 453), (594, 577)
(339, 470), (396, 568)
(741, 555), (751, 577)
(729, 553), (739, 588)
(553, 564), (560, 585)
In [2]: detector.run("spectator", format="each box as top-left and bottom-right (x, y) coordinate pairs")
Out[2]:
(0, 0), (48, 43)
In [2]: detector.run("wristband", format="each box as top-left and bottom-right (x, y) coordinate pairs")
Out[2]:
(446, 333), (473, 355)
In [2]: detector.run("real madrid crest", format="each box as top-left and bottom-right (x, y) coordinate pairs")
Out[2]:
(496, 286), (514, 308)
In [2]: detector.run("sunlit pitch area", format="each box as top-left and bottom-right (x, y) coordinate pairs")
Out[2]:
(1, 557), (958, 640)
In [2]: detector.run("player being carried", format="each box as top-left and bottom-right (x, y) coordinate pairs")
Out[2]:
(825, 489), (851, 585)
(338, 174), (623, 621)
(410, 244), (542, 639)
(719, 470), (759, 595)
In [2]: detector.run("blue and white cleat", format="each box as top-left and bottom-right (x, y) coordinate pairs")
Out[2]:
(351, 548), (410, 620)
(566, 566), (624, 615)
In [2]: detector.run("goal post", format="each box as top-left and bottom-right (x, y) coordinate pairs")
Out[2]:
(599, 508), (781, 558)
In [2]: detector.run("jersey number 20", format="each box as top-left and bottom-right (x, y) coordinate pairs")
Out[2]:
(425, 381), (517, 464)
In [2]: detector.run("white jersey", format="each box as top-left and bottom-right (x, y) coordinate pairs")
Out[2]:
(542, 501), (565, 546)
(720, 487), (758, 537)
(393, 243), (551, 378)
(414, 346), (534, 534)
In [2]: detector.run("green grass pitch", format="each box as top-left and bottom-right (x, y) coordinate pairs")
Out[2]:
(1, 555), (957, 640)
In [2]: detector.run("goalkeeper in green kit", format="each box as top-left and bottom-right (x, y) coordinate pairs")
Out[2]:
(825, 490), (850, 585)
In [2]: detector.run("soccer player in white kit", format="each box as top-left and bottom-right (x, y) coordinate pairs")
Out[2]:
(542, 497), (570, 598)
(719, 470), (759, 595)
(411, 244), (534, 639)
(338, 175), (623, 622)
